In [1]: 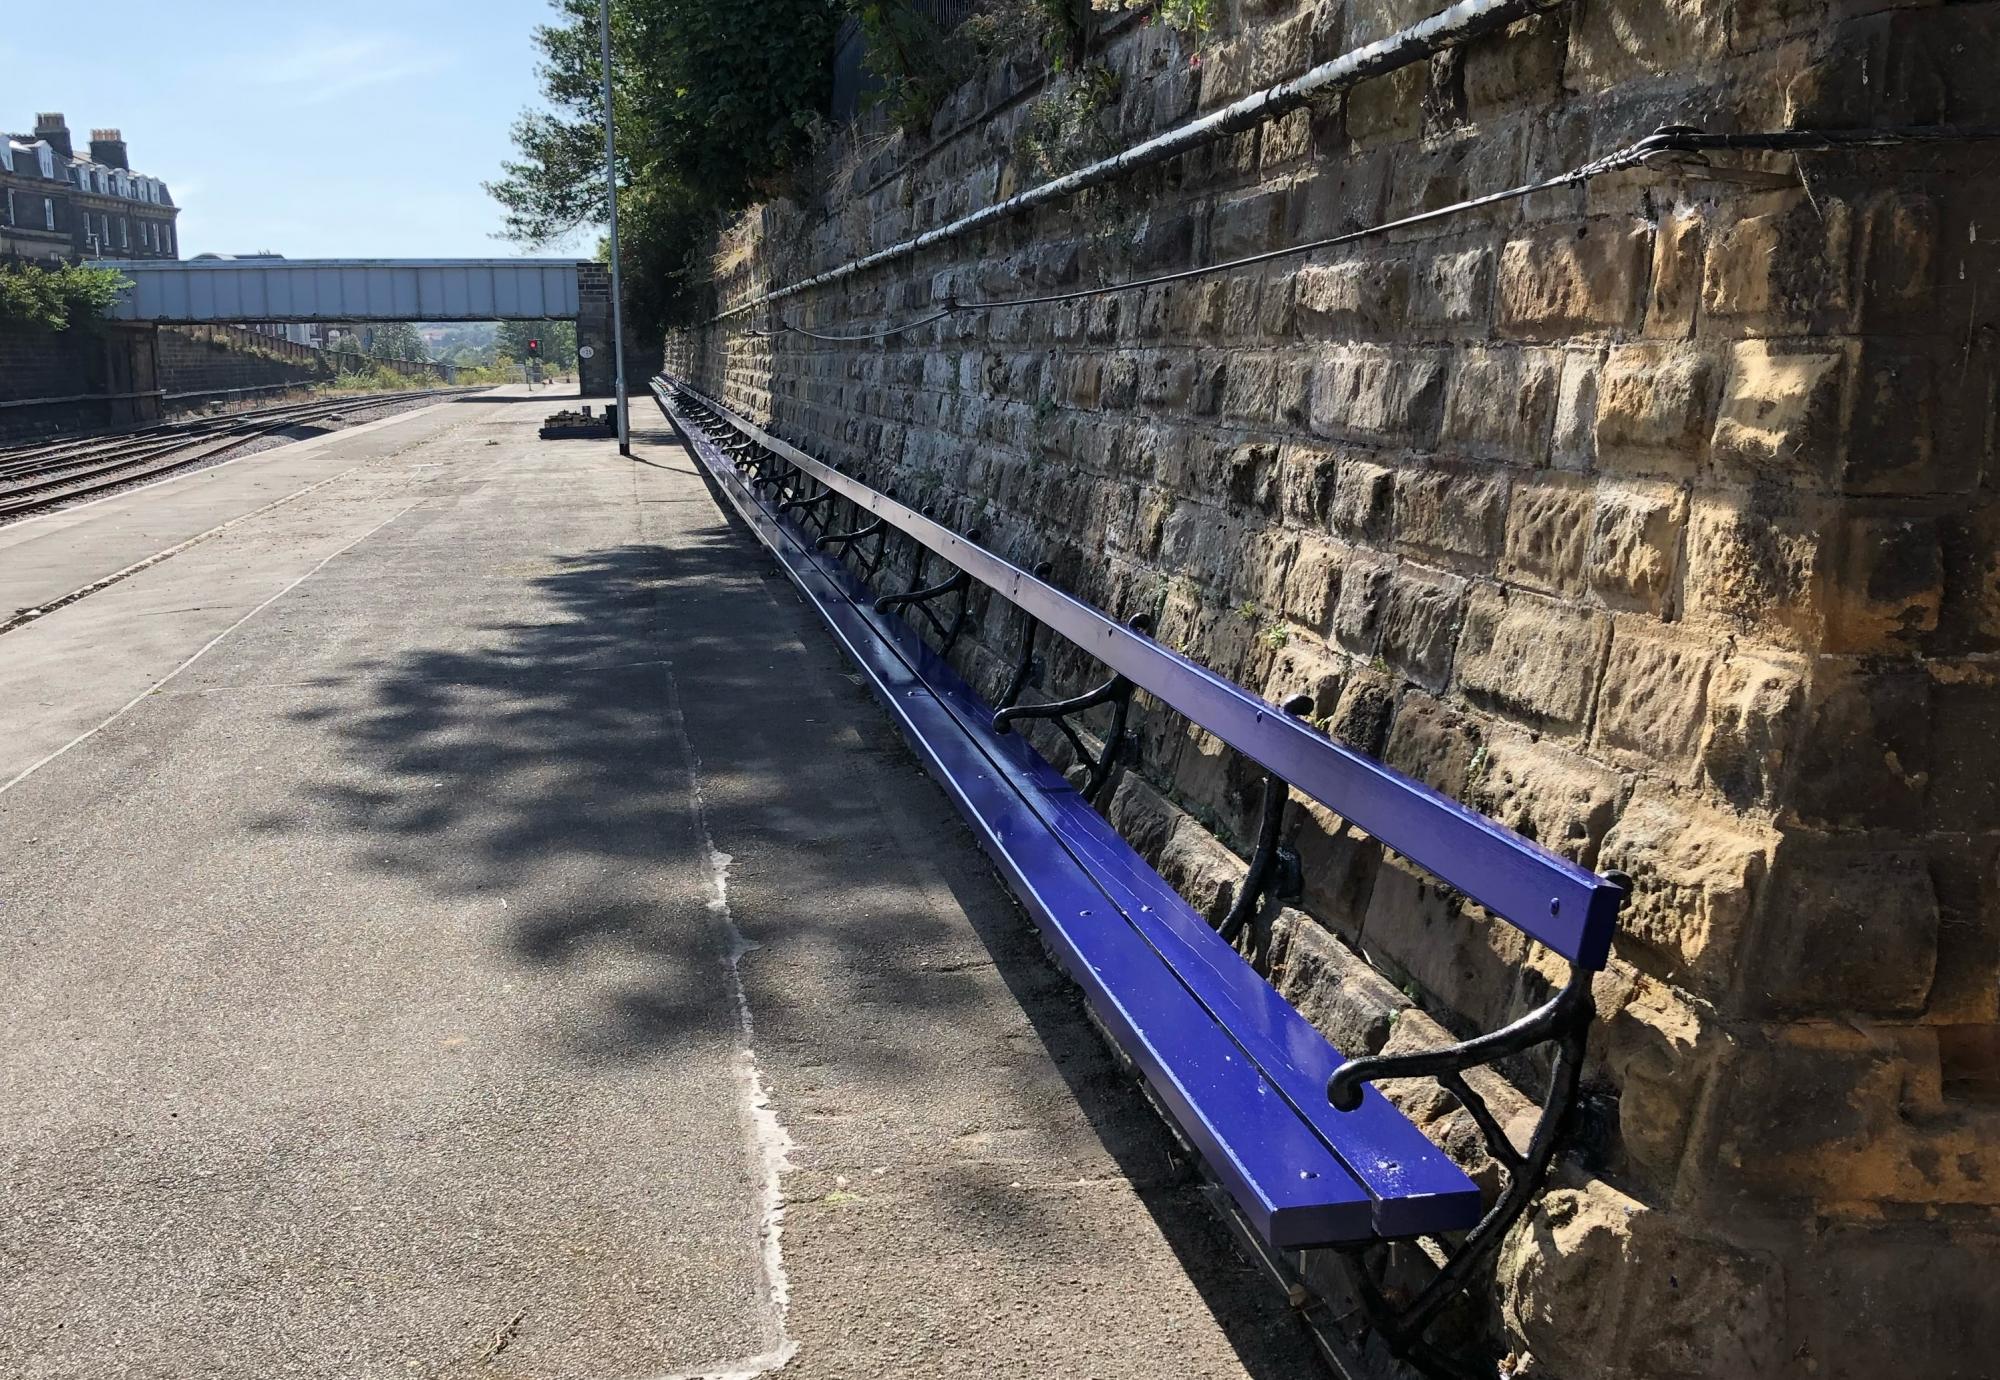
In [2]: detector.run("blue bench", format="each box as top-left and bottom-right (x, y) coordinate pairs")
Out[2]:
(653, 376), (1629, 1359)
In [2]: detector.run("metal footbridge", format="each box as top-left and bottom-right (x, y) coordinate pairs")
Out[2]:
(98, 258), (584, 323)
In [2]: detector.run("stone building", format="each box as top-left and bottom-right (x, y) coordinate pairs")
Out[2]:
(1, 113), (179, 263)
(666, 0), (1999, 1374)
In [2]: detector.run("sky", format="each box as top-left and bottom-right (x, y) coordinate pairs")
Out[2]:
(2, 0), (590, 259)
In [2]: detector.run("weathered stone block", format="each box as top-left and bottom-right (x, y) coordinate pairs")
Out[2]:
(1790, 665), (1930, 830)
(1756, 840), (1940, 1017)
(1595, 343), (1718, 473)
(1592, 621), (1714, 772)
(1330, 455), (1394, 539)
(1551, 348), (1601, 470)
(1824, 513), (1942, 653)
(1697, 654), (1805, 811)
(1378, 568), (1467, 690)
(1441, 346), (1558, 464)
(1682, 493), (1826, 650)
(1709, 340), (1847, 483)
(1220, 351), (1279, 423)
(1595, 972), (1717, 1189)
(1497, 221), (1651, 338)
(1282, 535), (1343, 629)
(1332, 554), (1392, 654)
(1454, 588), (1609, 734)
(1270, 911), (1411, 1057)
(1393, 464), (1507, 565)
(1646, 205), (1702, 338)
(1294, 259), (1409, 337)
(1468, 728), (1625, 867)
(1701, 194), (1852, 331)
(1309, 345), (1447, 446)
(1327, 667), (1396, 755)
(1566, 0), (1728, 91)
(1410, 246), (1493, 331)
(1382, 688), (1484, 801)
(1597, 791), (1777, 995)
(1500, 476), (1594, 596)
(1499, 1184), (1647, 1377)
(1277, 444), (1340, 527)
(1361, 853), (1532, 1034)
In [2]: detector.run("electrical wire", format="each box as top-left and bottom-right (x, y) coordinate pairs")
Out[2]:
(743, 123), (2000, 343)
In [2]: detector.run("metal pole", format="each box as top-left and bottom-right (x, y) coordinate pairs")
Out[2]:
(598, 0), (631, 456)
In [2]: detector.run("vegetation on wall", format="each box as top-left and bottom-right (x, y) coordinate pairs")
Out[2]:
(0, 262), (129, 332)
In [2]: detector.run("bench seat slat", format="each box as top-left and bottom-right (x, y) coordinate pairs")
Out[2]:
(868, 614), (1484, 1239)
(681, 412), (1380, 1247)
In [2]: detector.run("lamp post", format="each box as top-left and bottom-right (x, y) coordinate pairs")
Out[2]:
(599, 0), (631, 457)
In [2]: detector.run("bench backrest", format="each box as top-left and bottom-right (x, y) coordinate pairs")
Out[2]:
(683, 386), (1625, 970)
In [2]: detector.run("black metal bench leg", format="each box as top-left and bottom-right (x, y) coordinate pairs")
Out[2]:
(1218, 692), (1315, 945)
(1322, 872), (1633, 1365)
(992, 612), (1153, 809)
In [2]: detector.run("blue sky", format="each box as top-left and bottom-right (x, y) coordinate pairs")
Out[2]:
(3, 1), (585, 259)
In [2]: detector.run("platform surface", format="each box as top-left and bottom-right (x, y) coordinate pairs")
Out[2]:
(0, 393), (1320, 1379)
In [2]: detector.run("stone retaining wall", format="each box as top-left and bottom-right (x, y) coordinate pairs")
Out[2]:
(667, 2), (2000, 1373)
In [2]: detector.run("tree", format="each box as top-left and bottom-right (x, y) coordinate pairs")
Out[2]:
(497, 319), (578, 371)
(0, 262), (130, 331)
(486, 0), (843, 340)
(367, 322), (429, 363)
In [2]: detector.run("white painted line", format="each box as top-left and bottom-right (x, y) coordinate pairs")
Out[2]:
(660, 666), (798, 1380)
(0, 503), (417, 798)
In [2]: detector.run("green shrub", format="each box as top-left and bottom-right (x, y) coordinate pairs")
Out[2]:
(0, 262), (130, 331)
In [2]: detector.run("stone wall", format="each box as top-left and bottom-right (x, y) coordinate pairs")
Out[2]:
(667, 1), (2000, 1373)
(157, 325), (335, 403)
(0, 321), (159, 439)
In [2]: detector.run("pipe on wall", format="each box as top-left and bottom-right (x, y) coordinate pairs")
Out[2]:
(714, 0), (1570, 323)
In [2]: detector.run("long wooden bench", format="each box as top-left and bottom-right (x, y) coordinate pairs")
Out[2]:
(653, 376), (1629, 1360)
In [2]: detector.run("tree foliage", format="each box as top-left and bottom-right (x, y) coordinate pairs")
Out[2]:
(497, 318), (578, 370)
(0, 262), (130, 331)
(487, 0), (844, 341)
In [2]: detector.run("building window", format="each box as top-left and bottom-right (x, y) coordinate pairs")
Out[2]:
(36, 142), (55, 178)
(100, 213), (110, 248)
(45, 197), (56, 231)
(119, 217), (128, 248)
(163, 223), (173, 256)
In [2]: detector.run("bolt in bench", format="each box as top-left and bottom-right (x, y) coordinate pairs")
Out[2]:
(653, 376), (1629, 1361)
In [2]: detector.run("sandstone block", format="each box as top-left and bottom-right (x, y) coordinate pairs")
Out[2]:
(1294, 259), (1409, 337)
(1382, 689), (1485, 800)
(1696, 654), (1804, 810)
(1594, 343), (1718, 473)
(1756, 840), (1940, 1018)
(1709, 340), (1847, 483)
(1332, 554), (1393, 653)
(1497, 221), (1651, 337)
(1291, 797), (1384, 935)
(1266, 447), (1334, 529)
(1682, 493), (1825, 650)
(1551, 348), (1601, 470)
(1442, 346), (1559, 464)
(1326, 667), (1396, 755)
(1393, 464), (1507, 566)
(1823, 513), (1942, 653)
(1155, 805), (1249, 927)
(1330, 455), (1395, 539)
(1360, 854), (1532, 1034)
(1566, 0), (1728, 91)
(1282, 535), (1344, 630)
(1379, 568), (1468, 690)
(1789, 665), (1930, 830)
(1646, 204), (1702, 338)
(1453, 588), (1609, 735)
(1220, 351), (1279, 424)
(1270, 911), (1412, 1057)
(1595, 972), (1717, 1190)
(1309, 345), (1447, 446)
(1500, 476), (1594, 596)
(1410, 246), (1493, 331)
(1498, 1183), (1647, 1376)
(1591, 621), (1714, 771)
(1701, 194), (1852, 330)
(1468, 728), (1625, 867)
(1597, 791), (1776, 996)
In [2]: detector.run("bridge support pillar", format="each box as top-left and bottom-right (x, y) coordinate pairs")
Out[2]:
(577, 262), (615, 397)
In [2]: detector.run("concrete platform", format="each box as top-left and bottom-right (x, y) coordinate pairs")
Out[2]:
(0, 393), (1322, 1379)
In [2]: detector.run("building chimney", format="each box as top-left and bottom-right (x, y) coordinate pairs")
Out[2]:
(33, 112), (71, 159)
(89, 128), (128, 170)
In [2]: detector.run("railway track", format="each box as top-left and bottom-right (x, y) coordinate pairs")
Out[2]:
(0, 388), (475, 520)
